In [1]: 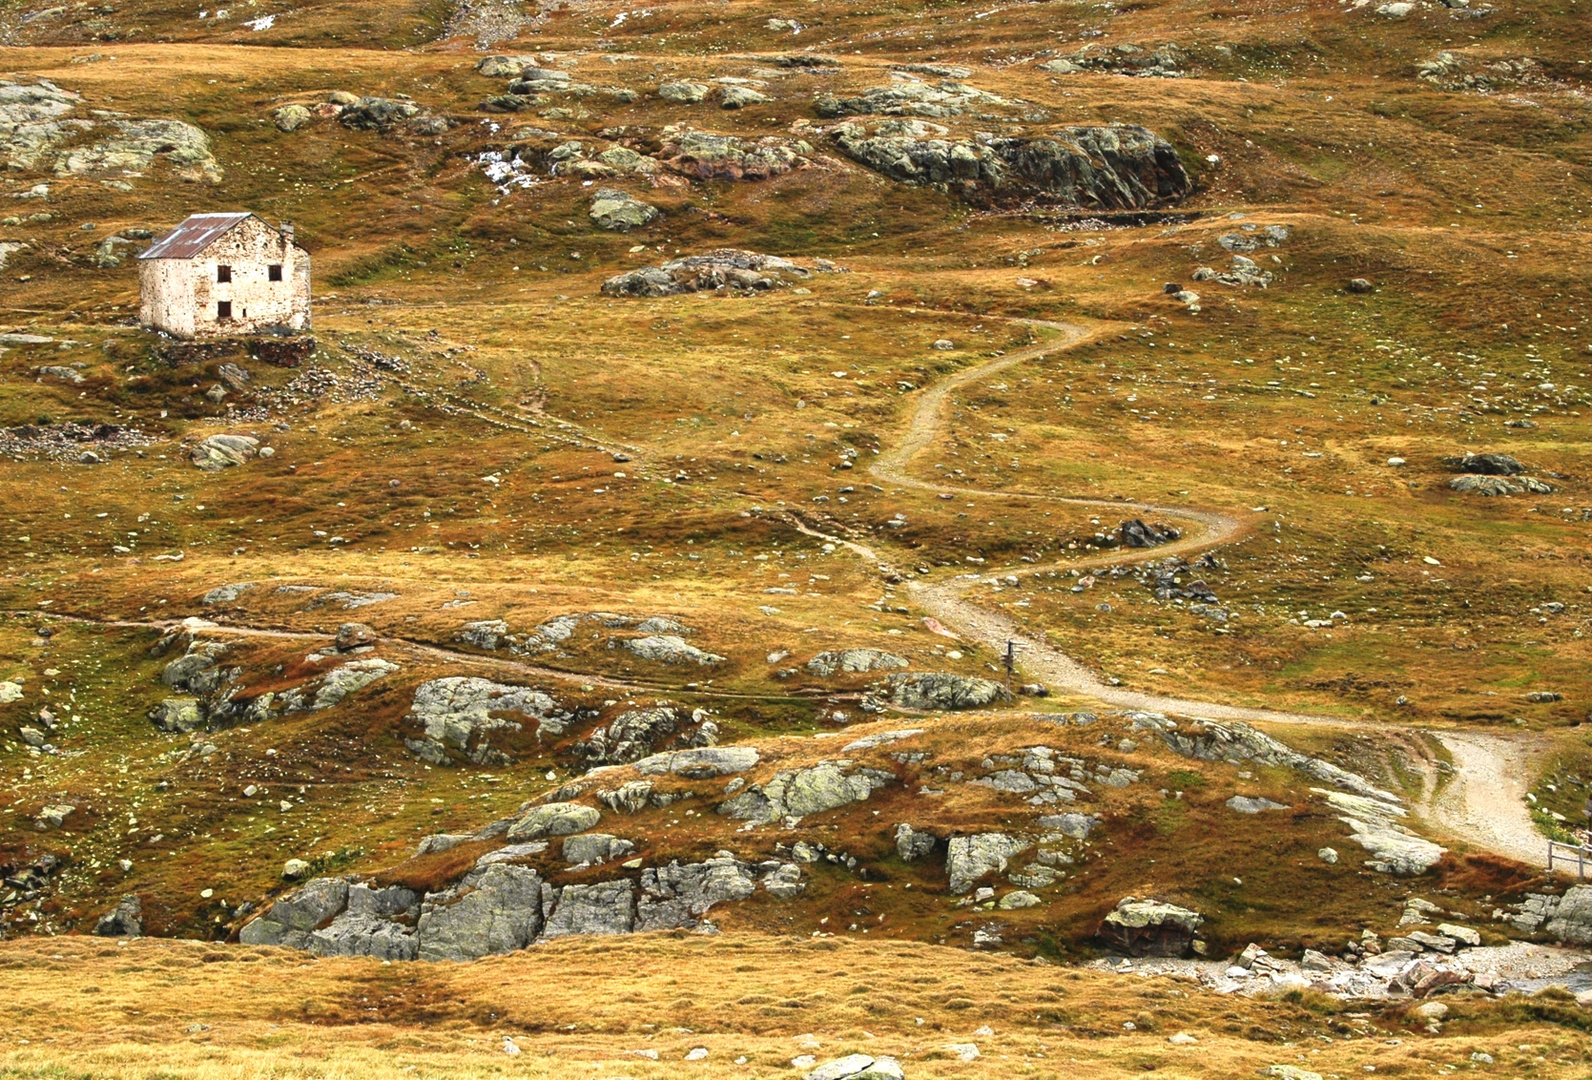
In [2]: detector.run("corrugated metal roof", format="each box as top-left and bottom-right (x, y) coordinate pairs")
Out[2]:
(137, 212), (258, 261)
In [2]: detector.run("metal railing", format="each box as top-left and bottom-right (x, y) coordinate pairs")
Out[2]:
(1548, 839), (1592, 878)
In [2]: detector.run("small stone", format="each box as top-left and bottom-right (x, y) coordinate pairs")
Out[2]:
(282, 858), (311, 880)
(1167, 1033), (1198, 1045)
(685, 1047), (709, 1061)
(1318, 847), (1339, 864)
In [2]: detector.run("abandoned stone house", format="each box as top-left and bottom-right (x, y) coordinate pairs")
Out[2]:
(137, 212), (310, 339)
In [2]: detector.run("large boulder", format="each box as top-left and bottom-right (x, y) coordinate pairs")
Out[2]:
(1445, 452), (1525, 476)
(624, 635), (724, 665)
(589, 188), (659, 231)
(191, 434), (259, 471)
(1097, 897), (1204, 957)
(601, 249), (828, 299)
(878, 672), (1010, 710)
(416, 863), (544, 961)
(149, 697), (206, 734)
(338, 97), (420, 131)
(946, 832), (1029, 893)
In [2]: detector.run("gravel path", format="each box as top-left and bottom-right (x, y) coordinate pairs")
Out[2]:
(1431, 731), (1553, 868)
(853, 316), (1549, 863)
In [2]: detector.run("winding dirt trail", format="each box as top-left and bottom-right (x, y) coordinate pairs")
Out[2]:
(813, 316), (1552, 866)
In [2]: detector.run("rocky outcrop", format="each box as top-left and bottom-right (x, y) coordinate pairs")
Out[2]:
(1040, 43), (1186, 78)
(1130, 712), (1400, 802)
(418, 864), (544, 961)
(0, 82), (223, 183)
(1097, 897), (1203, 957)
(242, 852), (800, 962)
(1541, 886), (1592, 944)
(946, 832), (1029, 893)
(602, 249), (840, 298)
(624, 635), (724, 665)
(239, 877), (350, 949)
(831, 120), (1192, 209)
(895, 823), (939, 862)
(877, 672), (1010, 710)
(718, 763), (894, 825)
(589, 188), (659, 231)
(806, 648), (909, 677)
(1315, 789), (1445, 875)
(92, 894), (142, 937)
(816, 81), (1012, 119)
(149, 697), (205, 734)
(662, 131), (808, 180)
(403, 677), (568, 765)
(631, 745), (759, 778)
(506, 802), (601, 841)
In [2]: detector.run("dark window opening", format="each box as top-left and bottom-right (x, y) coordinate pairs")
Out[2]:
(217, 301), (232, 320)
(217, 265), (231, 283)
(268, 263), (283, 282)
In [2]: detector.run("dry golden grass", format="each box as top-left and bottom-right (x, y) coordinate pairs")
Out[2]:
(1, 934), (1589, 1079)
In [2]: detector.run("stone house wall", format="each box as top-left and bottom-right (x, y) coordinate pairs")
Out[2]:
(140, 216), (310, 339)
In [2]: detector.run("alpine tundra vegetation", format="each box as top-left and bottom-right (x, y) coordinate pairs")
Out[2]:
(1, 0), (1592, 1075)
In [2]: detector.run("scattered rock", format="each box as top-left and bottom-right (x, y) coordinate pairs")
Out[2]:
(201, 582), (253, 605)
(334, 622), (377, 651)
(191, 434), (260, 471)
(282, 858), (311, 880)
(1318, 847), (1339, 864)
(273, 104), (311, 132)
(149, 697), (206, 734)
(1226, 795), (1289, 814)
(1347, 277), (1374, 293)
(658, 81), (709, 103)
